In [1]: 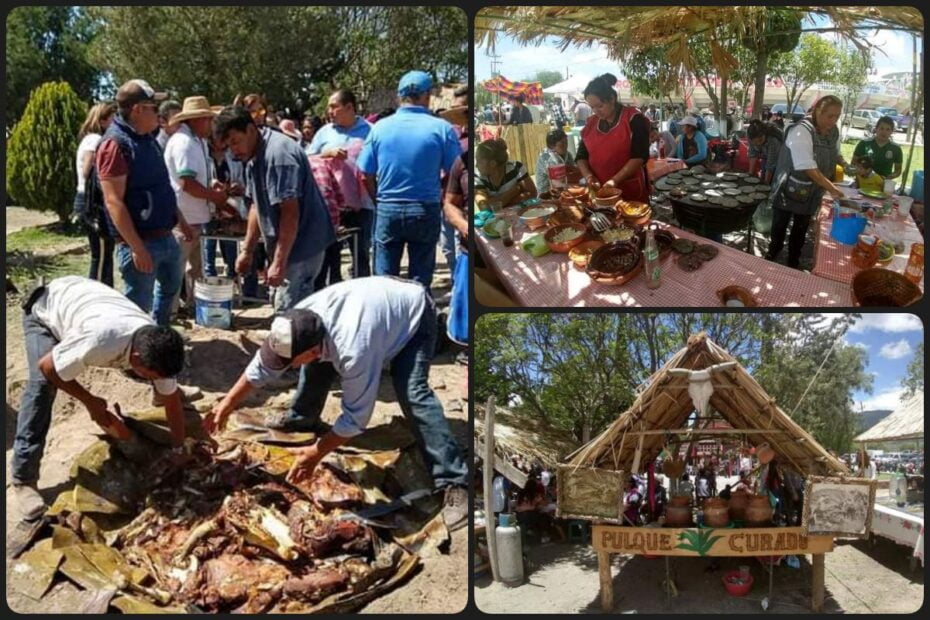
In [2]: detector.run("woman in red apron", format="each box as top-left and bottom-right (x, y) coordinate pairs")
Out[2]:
(575, 73), (650, 203)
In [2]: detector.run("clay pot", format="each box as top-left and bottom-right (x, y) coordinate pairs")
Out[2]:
(703, 497), (730, 527)
(669, 495), (691, 507)
(666, 503), (693, 527)
(663, 458), (685, 479)
(745, 494), (773, 527)
(728, 488), (750, 521)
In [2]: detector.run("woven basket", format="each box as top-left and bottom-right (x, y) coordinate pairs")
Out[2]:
(852, 268), (922, 307)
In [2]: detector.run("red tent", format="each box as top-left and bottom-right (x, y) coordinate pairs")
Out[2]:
(482, 75), (544, 104)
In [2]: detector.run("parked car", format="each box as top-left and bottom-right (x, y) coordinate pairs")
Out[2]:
(849, 109), (884, 132)
(770, 103), (805, 122)
(874, 106), (911, 132)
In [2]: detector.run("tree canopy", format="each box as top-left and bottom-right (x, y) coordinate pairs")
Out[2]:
(475, 314), (872, 453)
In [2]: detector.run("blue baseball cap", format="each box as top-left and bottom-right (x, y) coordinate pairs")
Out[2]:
(397, 71), (433, 97)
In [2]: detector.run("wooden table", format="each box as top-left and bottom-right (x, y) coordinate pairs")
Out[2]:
(812, 189), (925, 291)
(476, 209), (854, 307)
(592, 524), (835, 611)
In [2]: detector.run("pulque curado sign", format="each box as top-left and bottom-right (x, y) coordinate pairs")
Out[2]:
(593, 525), (834, 557)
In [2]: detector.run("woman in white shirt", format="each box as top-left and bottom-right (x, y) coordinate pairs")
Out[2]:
(74, 102), (116, 285)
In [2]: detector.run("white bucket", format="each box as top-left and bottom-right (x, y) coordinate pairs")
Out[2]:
(896, 195), (915, 216)
(194, 277), (234, 329)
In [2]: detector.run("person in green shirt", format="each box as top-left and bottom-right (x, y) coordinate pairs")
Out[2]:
(852, 116), (903, 179)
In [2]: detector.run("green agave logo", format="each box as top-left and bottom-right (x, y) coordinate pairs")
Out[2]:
(675, 528), (723, 556)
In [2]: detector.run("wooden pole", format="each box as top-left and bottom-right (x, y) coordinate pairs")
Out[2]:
(482, 397), (500, 582)
(811, 553), (825, 611)
(598, 551), (614, 611)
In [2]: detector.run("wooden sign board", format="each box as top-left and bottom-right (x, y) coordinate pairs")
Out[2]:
(557, 466), (625, 523)
(593, 525), (834, 557)
(802, 476), (877, 539)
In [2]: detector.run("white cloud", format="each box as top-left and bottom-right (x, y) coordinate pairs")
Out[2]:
(848, 314), (923, 334)
(879, 339), (912, 360)
(857, 387), (906, 411)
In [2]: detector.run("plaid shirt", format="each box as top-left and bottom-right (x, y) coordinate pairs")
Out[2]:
(308, 155), (345, 227)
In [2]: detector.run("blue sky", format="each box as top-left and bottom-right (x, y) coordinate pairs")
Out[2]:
(841, 313), (924, 411)
(476, 14), (919, 83)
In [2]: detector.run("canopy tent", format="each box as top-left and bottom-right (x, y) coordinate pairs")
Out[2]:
(475, 402), (579, 475)
(481, 75), (544, 104)
(565, 332), (848, 478)
(854, 393), (924, 444)
(542, 74), (593, 96)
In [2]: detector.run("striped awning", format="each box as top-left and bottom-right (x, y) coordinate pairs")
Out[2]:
(481, 75), (544, 104)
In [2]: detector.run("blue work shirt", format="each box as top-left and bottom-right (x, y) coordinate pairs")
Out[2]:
(244, 277), (429, 437)
(244, 127), (335, 263)
(307, 116), (371, 155)
(357, 105), (461, 204)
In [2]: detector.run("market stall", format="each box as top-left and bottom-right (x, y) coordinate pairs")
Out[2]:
(474, 172), (855, 307)
(556, 333), (866, 611)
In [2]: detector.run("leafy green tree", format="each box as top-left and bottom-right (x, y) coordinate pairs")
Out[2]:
(741, 8), (802, 119)
(625, 45), (684, 104)
(770, 34), (839, 113)
(6, 82), (87, 220)
(5, 6), (102, 126)
(833, 44), (872, 129)
(901, 342), (924, 400)
(529, 70), (565, 89)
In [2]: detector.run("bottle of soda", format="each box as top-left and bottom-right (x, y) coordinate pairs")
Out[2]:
(644, 229), (661, 289)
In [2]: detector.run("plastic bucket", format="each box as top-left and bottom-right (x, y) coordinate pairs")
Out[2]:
(830, 213), (867, 245)
(194, 277), (234, 329)
(910, 170), (924, 202)
(897, 195), (915, 216)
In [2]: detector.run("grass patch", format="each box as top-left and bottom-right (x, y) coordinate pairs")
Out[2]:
(5, 221), (86, 253)
(7, 252), (90, 292)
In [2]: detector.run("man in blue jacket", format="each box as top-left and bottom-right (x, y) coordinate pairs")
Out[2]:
(358, 71), (461, 294)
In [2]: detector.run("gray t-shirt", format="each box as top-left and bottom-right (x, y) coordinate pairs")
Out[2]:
(245, 277), (428, 437)
(33, 276), (177, 395)
(244, 127), (336, 263)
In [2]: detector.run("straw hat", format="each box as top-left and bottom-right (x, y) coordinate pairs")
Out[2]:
(169, 96), (217, 125)
(440, 105), (468, 127)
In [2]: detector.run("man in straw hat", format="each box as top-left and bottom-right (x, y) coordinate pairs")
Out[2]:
(203, 276), (468, 531)
(96, 79), (194, 327)
(164, 96), (230, 316)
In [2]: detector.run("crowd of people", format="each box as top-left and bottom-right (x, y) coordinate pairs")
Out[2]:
(12, 72), (473, 533)
(475, 72), (911, 271)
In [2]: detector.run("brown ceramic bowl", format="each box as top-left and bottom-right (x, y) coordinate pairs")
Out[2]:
(568, 240), (605, 269)
(518, 203), (558, 231)
(586, 242), (643, 285)
(567, 185), (587, 198)
(717, 285), (759, 307)
(545, 222), (588, 253)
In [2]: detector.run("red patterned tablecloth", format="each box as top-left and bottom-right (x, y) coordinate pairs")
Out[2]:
(812, 190), (925, 290)
(476, 208), (854, 307)
(647, 158), (687, 181)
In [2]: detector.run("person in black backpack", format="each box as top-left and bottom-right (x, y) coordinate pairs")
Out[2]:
(75, 102), (117, 286)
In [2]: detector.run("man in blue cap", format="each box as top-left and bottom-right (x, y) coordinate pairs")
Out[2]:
(358, 70), (462, 294)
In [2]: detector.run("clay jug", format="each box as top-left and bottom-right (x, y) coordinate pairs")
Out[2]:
(703, 497), (730, 527)
(665, 503), (692, 527)
(746, 494), (773, 527)
(729, 488), (749, 521)
(669, 495), (691, 507)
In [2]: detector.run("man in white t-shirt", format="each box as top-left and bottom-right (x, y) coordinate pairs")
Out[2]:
(12, 276), (195, 521)
(164, 96), (228, 312)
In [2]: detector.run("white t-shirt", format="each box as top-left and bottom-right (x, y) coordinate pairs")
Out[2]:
(75, 133), (103, 194)
(32, 276), (178, 395)
(164, 123), (212, 225)
(785, 122), (842, 171)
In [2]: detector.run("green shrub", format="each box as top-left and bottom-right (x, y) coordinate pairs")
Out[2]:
(6, 81), (87, 221)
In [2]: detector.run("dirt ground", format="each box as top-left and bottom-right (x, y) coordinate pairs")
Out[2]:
(4, 219), (468, 614)
(476, 495), (924, 614)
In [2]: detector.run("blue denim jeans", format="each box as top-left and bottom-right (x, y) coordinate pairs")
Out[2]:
(202, 238), (238, 278)
(439, 212), (458, 278)
(313, 241), (343, 292)
(116, 235), (183, 326)
(282, 298), (467, 489)
(374, 202), (442, 293)
(13, 309), (59, 483)
(340, 208), (373, 278)
(272, 251), (326, 313)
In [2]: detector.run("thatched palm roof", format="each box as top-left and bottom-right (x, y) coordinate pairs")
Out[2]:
(855, 393), (924, 444)
(475, 402), (579, 472)
(476, 6), (923, 70)
(565, 333), (849, 477)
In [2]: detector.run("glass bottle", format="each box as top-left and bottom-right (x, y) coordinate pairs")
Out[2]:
(644, 229), (661, 289)
(904, 243), (924, 284)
